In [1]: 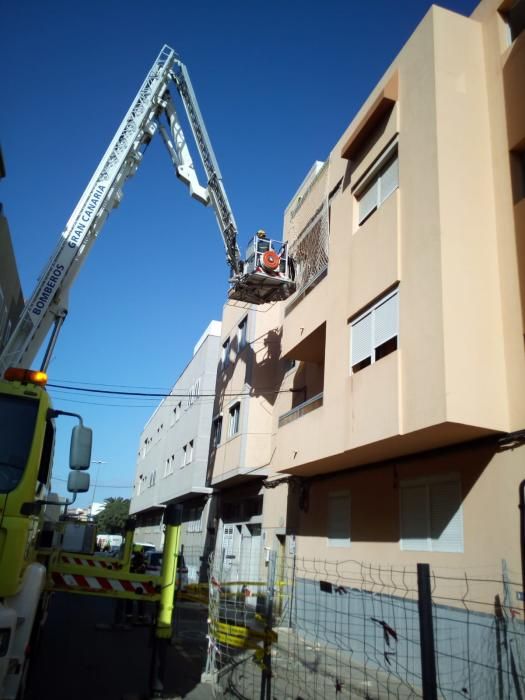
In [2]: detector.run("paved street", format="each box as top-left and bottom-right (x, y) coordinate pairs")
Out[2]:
(25, 593), (213, 700)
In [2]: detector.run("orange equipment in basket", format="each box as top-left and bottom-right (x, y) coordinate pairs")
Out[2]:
(261, 250), (280, 272)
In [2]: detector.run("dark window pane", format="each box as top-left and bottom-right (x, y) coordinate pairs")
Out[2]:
(351, 356), (372, 374)
(507, 0), (525, 41)
(375, 336), (398, 362)
(37, 419), (55, 486)
(0, 395), (39, 493)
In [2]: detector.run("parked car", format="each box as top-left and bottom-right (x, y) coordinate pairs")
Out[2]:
(133, 542), (156, 555)
(144, 550), (188, 590)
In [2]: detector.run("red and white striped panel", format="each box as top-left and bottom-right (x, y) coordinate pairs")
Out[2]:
(51, 571), (158, 596)
(60, 555), (120, 569)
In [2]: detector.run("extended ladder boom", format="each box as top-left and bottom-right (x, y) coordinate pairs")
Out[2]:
(172, 62), (241, 276)
(0, 46), (177, 373)
(0, 45), (294, 374)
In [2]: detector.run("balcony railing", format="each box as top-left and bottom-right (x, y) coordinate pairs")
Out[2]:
(278, 392), (323, 428)
(289, 203), (329, 299)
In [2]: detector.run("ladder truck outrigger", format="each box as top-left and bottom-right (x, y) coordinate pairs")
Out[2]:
(0, 45), (295, 699)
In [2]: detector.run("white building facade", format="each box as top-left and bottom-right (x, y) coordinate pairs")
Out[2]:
(130, 321), (221, 581)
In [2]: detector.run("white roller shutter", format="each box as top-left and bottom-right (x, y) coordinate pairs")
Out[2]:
(379, 154), (399, 203)
(374, 291), (398, 348)
(430, 480), (463, 552)
(358, 179), (379, 223)
(400, 485), (429, 551)
(351, 311), (372, 368)
(328, 492), (351, 547)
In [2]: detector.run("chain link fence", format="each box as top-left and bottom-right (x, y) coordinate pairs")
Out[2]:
(205, 550), (525, 699)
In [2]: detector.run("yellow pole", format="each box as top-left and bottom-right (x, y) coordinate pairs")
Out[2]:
(156, 504), (181, 639)
(150, 504), (182, 697)
(121, 519), (135, 570)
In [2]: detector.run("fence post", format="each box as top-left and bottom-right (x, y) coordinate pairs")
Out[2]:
(417, 563), (438, 700)
(260, 549), (277, 700)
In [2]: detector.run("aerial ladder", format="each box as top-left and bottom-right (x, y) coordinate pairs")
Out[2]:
(0, 45), (295, 378)
(0, 45), (295, 699)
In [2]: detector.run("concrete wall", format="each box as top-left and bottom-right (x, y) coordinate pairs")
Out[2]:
(290, 576), (522, 699)
(278, 6), (518, 482)
(288, 440), (523, 579)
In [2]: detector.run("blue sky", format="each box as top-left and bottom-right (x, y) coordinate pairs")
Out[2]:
(1, 0), (477, 507)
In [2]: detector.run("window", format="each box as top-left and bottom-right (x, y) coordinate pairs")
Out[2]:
(400, 476), (464, 552)
(357, 149), (398, 224)
(187, 506), (203, 533)
(228, 402), (241, 438)
(212, 415), (223, 447)
(327, 492), (351, 547)
(222, 338), (231, 368)
(238, 317), (248, 351)
(149, 471), (156, 487)
(188, 379), (200, 407)
(175, 402), (181, 422)
(164, 455), (174, 477)
(502, 0), (525, 44)
(350, 289), (398, 373)
(37, 419), (55, 488)
(511, 149), (525, 203)
(0, 394), (39, 494)
(187, 440), (194, 464)
(181, 445), (188, 467)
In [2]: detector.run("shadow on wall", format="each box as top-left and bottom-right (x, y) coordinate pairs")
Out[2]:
(291, 439), (496, 545)
(204, 324), (288, 484)
(503, 40), (525, 333)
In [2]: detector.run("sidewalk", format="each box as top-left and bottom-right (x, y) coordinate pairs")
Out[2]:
(210, 626), (424, 700)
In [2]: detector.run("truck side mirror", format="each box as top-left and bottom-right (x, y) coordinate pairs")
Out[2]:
(67, 471), (90, 493)
(70, 425), (93, 470)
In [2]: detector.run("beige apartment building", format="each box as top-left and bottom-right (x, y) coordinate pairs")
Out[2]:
(208, 0), (525, 590)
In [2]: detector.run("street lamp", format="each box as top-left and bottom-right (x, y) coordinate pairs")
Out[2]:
(90, 459), (108, 518)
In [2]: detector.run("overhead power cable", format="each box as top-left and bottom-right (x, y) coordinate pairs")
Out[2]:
(51, 377), (172, 391)
(52, 475), (132, 488)
(47, 382), (298, 398)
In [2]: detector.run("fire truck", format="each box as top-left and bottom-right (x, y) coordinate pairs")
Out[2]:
(0, 45), (295, 699)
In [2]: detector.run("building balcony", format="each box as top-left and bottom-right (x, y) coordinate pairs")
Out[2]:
(209, 430), (271, 487)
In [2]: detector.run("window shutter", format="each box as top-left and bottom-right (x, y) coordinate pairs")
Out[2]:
(400, 485), (429, 551)
(351, 312), (372, 367)
(379, 154), (398, 204)
(358, 179), (379, 223)
(374, 292), (398, 348)
(328, 493), (351, 547)
(430, 480), (463, 553)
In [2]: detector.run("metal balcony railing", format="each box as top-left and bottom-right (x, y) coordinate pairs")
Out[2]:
(278, 392), (323, 428)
